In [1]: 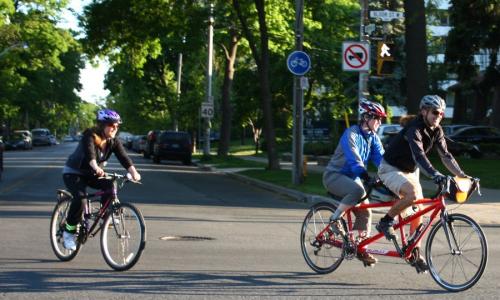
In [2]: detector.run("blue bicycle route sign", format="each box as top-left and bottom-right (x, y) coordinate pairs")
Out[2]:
(287, 51), (311, 76)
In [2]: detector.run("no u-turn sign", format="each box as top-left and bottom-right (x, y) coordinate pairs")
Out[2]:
(342, 42), (370, 72)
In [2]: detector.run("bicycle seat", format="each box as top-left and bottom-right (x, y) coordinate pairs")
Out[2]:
(369, 183), (398, 202)
(57, 189), (73, 200)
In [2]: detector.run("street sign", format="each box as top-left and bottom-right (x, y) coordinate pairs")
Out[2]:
(201, 103), (214, 119)
(287, 51), (311, 76)
(342, 42), (370, 72)
(370, 10), (404, 22)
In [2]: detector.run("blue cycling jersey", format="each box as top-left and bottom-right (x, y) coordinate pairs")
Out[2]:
(325, 125), (384, 179)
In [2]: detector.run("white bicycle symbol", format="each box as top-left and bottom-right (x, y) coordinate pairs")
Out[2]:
(290, 58), (308, 68)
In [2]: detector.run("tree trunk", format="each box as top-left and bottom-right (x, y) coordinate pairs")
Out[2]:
(255, 0), (279, 169)
(404, 0), (428, 114)
(452, 88), (467, 123)
(471, 85), (487, 125)
(217, 30), (239, 157)
(232, 0), (279, 169)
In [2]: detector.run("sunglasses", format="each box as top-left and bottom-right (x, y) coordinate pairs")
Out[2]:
(106, 123), (119, 129)
(431, 110), (444, 117)
(369, 115), (383, 121)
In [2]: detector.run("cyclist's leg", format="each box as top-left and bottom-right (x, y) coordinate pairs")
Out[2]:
(377, 160), (418, 238)
(323, 172), (365, 222)
(63, 174), (88, 228)
(62, 174), (88, 250)
(352, 199), (371, 236)
(87, 177), (114, 205)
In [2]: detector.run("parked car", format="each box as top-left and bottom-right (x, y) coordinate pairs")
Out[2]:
(131, 135), (147, 153)
(31, 128), (52, 146)
(4, 132), (33, 150)
(118, 131), (134, 149)
(144, 129), (162, 159)
(445, 137), (482, 159)
(62, 135), (79, 143)
(14, 130), (32, 139)
(442, 124), (472, 136)
(13, 130), (33, 149)
(48, 134), (58, 145)
(152, 131), (192, 165)
(447, 126), (500, 145)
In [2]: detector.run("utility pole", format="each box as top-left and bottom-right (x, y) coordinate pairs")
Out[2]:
(358, 0), (369, 120)
(292, 0), (304, 185)
(175, 51), (182, 132)
(203, 2), (214, 156)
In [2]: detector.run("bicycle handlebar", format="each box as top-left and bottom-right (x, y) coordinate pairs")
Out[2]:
(363, 176), (480, 202)
(432, 176), (481, 200)
(99, 172), (142, 185)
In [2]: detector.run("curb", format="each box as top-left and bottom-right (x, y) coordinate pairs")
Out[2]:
(197, 162), (335, 204)
(195, 162), (500, 225)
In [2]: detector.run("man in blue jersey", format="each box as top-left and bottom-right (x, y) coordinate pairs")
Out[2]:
(323, 99), (386, 266)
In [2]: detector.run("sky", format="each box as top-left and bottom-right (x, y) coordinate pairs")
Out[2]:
(60, 0), (109, 105)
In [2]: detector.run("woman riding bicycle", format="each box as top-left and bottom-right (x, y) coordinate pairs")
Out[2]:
(61, 109), (141, 251)
(322, 99), (386, 266)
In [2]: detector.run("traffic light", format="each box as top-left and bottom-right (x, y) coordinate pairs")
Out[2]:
(376, 42), (395, 76)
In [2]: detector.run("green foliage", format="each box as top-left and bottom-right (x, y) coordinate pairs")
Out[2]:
(0, 0), (84, 134)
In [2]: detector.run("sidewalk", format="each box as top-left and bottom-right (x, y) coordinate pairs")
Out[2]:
(202, 155), (500, 225)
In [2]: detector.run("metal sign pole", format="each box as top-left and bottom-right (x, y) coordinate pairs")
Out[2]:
(292, 0), (304, 185)
(203, 3), (214, 157)
(358, 0), (369, 121)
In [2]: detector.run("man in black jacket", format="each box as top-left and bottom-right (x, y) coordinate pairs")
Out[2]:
(61, 109), (141, 251)
(375, 95), (468, 273)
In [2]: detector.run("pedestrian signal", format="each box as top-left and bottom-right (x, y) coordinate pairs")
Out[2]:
(376, 42), (395, 76)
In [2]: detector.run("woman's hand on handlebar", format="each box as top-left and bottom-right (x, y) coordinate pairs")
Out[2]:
(127, 165), (141, 182)
(94, 166), (105, 177)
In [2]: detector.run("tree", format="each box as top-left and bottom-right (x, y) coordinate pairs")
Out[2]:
(0, 0), (84, 132)
(217, 26), (239, 156)
(82, 0), (212, 134)
(232, 0), (286, 169)
(404, 0), (429, 114)
(446, 0), (500, 127)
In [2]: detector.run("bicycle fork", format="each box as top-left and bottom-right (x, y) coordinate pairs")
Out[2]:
(440, 211), (461, 255)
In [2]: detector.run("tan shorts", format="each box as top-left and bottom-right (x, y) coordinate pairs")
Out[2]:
(377, 159), (423, 199)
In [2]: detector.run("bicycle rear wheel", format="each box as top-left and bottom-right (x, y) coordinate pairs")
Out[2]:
(426, 213), (488, 292)
(49, 198), (81, 261)
(100, 202), (146, 271)
(300, 202), (344, 274)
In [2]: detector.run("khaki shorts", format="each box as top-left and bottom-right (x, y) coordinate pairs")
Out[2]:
(377, 159), (423, 199)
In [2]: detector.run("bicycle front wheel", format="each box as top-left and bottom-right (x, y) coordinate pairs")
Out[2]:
(49, 198), (81, 261)
(426, 213), (488, 292)
(100, 202), (146, 271)
(300, 202), (344, 274)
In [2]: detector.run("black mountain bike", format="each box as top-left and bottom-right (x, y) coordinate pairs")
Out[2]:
(50, 173), (146, 271)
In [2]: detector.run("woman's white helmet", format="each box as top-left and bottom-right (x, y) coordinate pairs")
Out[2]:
(419, 95), (446, 111)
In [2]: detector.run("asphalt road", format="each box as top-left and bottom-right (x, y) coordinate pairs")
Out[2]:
(0, 143), (499, 299)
